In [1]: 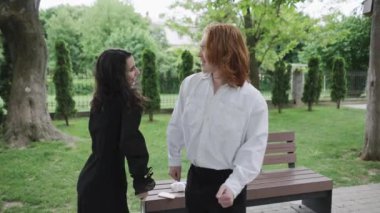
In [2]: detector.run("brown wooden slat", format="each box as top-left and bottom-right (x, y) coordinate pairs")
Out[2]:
(251, 173), (326, 185)
(256, 171), (315, 180)
(256, 168), (311, 178)
(247, 178), (333, 200)
(145, 194), (185, 212)
(248, 176), (332, 190)
(266, 143), (296, 154)
(263, 153), (296, 165)
(267, 132), (295, 142)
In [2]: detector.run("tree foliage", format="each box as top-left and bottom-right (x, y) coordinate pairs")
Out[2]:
(40, 5), (86, 75)
(53, 40), (76, 126)
(179, 50), (194, 82)
(300, 14), (370, 96)
(271, 61), (291, 113)
(142, 49), (160, 121)
(40, 0), (169, 75)
(163, 0), (310, 88)
(302, 57), (321, 111)
(330, 57), (347, 109)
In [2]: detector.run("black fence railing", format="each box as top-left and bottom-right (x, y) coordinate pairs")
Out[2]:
(46, 71), (367, 112)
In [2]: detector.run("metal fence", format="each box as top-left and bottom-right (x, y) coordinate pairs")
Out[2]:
(47, 71), (367, 112)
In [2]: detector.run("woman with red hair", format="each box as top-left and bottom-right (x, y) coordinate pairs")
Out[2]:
(167, 23), (268, 213)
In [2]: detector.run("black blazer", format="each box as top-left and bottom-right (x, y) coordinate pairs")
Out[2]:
(77, 96), (154, 213)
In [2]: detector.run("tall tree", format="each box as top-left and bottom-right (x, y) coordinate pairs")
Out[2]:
(330, 57), (347, 109)
(179, 50), (194, 82)
(53, 40), (76, 126)
(302, 57), (320, 111)
(271, 61), (291, 113)
(0, 0), (69, 147)
(362, 0), (380, 161)
(142, 49), (160, 122)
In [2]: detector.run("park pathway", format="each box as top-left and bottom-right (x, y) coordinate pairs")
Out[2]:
(247, 183), (380, 213)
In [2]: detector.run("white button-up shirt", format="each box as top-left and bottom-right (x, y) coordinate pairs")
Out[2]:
(167, 72), (268, 197)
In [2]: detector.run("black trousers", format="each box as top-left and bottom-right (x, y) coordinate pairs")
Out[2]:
(185, 165), (247, 213)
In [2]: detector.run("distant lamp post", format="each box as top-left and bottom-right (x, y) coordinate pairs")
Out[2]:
(363, 0), (373, 16)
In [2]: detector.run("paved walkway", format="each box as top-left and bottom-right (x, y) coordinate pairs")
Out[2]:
(343, 104), (366, 110)
(247, 183), (380, 213)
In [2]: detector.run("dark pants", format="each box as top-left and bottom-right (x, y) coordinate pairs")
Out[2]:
(185, 165), (247, 213)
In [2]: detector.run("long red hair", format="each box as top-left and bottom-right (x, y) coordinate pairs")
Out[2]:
(204, 23), (249, 87)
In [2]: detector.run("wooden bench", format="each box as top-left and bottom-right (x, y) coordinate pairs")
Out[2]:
(141, 132), (333, 213)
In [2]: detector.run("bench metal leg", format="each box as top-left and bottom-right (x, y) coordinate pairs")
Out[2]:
(302, 190), (332, 213)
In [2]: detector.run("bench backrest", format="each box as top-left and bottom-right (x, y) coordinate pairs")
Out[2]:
(263, 131), (296, 168)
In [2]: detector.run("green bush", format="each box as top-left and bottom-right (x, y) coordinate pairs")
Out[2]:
(331, 57), (347, 108)
(271, 61), (291, 113)
(142, 49), (160, 121)
(53, 40), (76, 126)
(179, 50), (194, 82)
(302, 57), (321, 111)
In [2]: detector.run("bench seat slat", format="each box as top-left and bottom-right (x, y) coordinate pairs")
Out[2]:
(251, 173), (327, 185)
(248, 178), (333, 199)
(257, 168), (313, 178)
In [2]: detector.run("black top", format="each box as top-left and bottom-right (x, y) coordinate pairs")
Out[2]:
(77, 96), (154, 213)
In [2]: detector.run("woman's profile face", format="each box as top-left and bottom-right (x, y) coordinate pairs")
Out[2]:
(126, 56), (140, 87)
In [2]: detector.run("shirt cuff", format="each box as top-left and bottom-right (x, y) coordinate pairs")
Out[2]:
(224, 177), (243, 199)
(168, 157), (182, 167)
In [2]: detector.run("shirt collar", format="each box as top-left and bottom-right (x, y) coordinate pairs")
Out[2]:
(200, 72), (211, 79)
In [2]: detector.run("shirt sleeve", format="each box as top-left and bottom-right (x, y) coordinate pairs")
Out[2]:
(224, 94), (268, 198)
(119, 106), (154, 194)
(167, 80), (187, 167)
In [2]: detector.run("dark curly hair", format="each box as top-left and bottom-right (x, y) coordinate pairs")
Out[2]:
(91, 49), (144, 112)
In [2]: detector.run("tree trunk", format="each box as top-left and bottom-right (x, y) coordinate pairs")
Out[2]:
(0, 0), (71, 147)
(65, 116), (69, 126)
(244, 8), (260, 89)
(308, 102), (312, 111)
(149, 112), (153, 122)
(361, 0), (380, 161)
(337, 100), (341, 109)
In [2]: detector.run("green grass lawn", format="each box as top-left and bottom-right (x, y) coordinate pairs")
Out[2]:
(0, 106), (379, 212)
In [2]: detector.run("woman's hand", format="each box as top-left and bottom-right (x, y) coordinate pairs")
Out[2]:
(169, 166), (181, 181)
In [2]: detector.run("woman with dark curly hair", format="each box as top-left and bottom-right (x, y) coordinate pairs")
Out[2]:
(77, 49), (155, 213)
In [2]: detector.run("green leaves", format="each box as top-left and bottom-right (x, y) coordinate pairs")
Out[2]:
(330, 57), (347, 105)
(53, 40), (76, 125)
